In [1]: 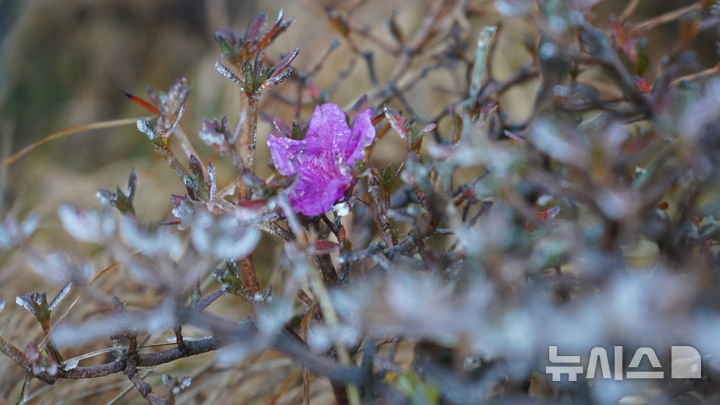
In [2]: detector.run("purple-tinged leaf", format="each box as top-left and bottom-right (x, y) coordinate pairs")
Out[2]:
(199, 117), (231, 148)
(25, 342), (40, 361)
(383, 105), (408, 138)
(163, 78), (190, 119)
(188, 155), (204, 178)
(255, 9), (294, 52)
(272, 48), (300, 77)
(245, 12), (268, 42)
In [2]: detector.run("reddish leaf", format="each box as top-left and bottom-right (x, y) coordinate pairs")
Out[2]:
(245, 12), (268, 42)
(633, 76), (651, 93)
(481, 101), (498, 118)
(383, 105), (408, 138)
(307, 80), (320, 100)
(171, 194), (186, 208)
(157, 219), (182, 226)
(255, 10), (294, 54)
(611, 15), (637, 62)
(338, 225), (347, 242)
(237, 199), (267, 210)
(122, 90), (161, 115)
(310, 240), (340, 254)
(536, 206), (560, 221)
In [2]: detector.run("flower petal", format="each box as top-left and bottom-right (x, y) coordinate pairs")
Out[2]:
(306, 103), (352, 153)
(267, 135), (305, 176)
(345, 109), (375, 165)
(289, 160), (351, 216)
(268, 103), (376, 216)
(290, 176), (349, 216)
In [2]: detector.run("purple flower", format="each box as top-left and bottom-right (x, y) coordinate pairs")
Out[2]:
(268, 103), (375, 216)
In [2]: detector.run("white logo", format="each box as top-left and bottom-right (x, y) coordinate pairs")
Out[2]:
(545, 345), (701, 381)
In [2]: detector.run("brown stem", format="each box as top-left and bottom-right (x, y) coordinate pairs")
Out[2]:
(0, 336), (30, 372)
(671, 63), (720, 87)
(238, 256), (261, 294)
(126, 362), (171, 405)
(45, 341), (64, 365)
(315, 254), (339, 285)
(246, 94), (259, 177)
(629, 1), (703, 35)
(173, 326), (189, 354)
(3, 315), (365, 386)
(368, 172), (396, 248)
(619, 0), (643, 21)
(193, 289), (224, 312)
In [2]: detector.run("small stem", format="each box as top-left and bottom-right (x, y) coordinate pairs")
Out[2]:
(629, 1), (703, 35)
(619, 0), (643, 21)
(193, 289), (224, 312)
(315, 254), (339, 285)
(126, 363), (169, 405)
(45, 341), (64, 365)
(17, 373), (31, 404)
(39, 319), (64, 364)
(0, 336), (30, 372)
(246, 93), (260, 177)
(671, 63), (720, 87)
(173, 326), (188, 354)
(368, 172), (396, 248)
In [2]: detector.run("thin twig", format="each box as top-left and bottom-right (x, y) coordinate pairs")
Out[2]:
(629, 1), (703, 35)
